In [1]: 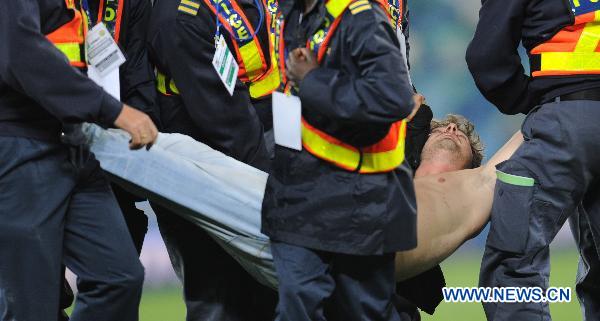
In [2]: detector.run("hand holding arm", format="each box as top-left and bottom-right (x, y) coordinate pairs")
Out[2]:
(114, 104), (158, 150)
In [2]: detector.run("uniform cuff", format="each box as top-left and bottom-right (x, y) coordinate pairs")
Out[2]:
(98, 93), (123, 128)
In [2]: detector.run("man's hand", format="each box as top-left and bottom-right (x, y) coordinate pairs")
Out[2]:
(114, 104), (158, 150)
(286, 48), (319, 87)
(406, 94), (426, 122)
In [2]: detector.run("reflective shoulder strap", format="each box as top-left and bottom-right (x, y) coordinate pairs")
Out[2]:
(98, 0), (124, 42)
(201, 0), (268, 81)
(308, 0), (354, 62)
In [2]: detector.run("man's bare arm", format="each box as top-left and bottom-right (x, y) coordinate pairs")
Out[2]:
(395, 132), (523, 281)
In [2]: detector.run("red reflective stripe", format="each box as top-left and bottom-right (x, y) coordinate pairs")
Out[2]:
(114, 0), (124, 42)
(531, 12), (597, 54)
(317, 17), (343, 62)
(532, 69), (600, 77)
(97, 0), (105, 26)
(576, 11), (597, 24)
(47, 0), (86, 67)
(96, 0), (124, 42)
(362, 122), (402, 153)
(399, 0), (403, 21)
(531, 28), (584, 53)
(279, 20), (287, 84)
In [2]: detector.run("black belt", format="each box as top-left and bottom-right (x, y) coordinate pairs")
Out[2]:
(555, 88), (600, 102)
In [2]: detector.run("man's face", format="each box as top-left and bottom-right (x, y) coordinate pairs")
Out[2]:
(420, 123), (473, 172)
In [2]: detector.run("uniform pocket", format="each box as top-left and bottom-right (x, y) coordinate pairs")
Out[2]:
(486, 167), (536, 254)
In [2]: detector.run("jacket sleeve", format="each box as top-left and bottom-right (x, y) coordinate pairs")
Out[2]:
(0, 0), (123, 127)
(298, 7), (415, 125)
(466, 0), (538, 115)
(153, 16), (265, 162)
(120, 0), (161, 127)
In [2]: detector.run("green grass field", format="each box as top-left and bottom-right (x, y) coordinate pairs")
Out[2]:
(107, 249), (583, 321)
(422, 249), (581, 321)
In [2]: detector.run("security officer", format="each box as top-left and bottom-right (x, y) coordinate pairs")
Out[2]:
(146, 0), (277, 319)
(467, 0), (600, 319)
(56, 0), (159, 318)
(261, 0), (417, 319)
(0, 0), (158, 320)
(88, 0), (160, 255)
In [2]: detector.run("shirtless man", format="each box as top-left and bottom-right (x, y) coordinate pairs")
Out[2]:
(82, 109), (522, 289)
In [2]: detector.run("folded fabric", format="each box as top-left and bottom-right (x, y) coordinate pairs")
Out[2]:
(82, 124), (278, 289)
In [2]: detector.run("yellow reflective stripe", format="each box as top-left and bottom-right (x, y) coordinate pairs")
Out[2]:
(349, 0), (369, 9)
(156, 72), (167, 95)
(575, 11), (600, 52)
(249, 41), (281, 98)
(238, 41), (265, 80)
(55, 42), (84, 63)
(540, 11), (600, 73)
(302, 124), (361, 171)
(540, 52), (600, 72)
(178, 5), (198, 15)
(156, 72), (180, 95)
(301, 120), (407, 173)
(249, 69), (280, 98)
(359, 120), (406, 173)
(326, 0), (354, 18)
(181, 0), (201, 8)
(169, 80), (180, 94)
(350, 4), (371, 15)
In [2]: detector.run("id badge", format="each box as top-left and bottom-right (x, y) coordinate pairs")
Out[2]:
(85, 23), (126, 76)
(212, 35), (239, 96)
(272, 91), (302, 151)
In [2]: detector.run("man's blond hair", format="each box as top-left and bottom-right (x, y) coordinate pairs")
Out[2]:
(430, 114), (484, 169)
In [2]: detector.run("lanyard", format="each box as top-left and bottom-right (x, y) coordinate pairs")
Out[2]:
(80, 0), (95, 30)
(214, 0), (265, 45)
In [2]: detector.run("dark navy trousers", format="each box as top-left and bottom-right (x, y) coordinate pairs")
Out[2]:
(152, 204), (277, 321)
(480, 99), (600, 320)
(0, 137), (144, 321)
(570, 202), (600, 321)
(271, 241), (401, 321)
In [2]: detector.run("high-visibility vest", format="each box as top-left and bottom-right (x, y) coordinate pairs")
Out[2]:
(47, 0), (88, 68)
(377, 0), (402, 32)
(530, 2), (600, 77)
(278, 0), (408, 174)
(98, 0), (125, 42)
(47, 0), (124, 68)
(157, 0), (281, 99)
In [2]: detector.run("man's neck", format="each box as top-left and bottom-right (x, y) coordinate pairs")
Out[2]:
(414, 161), (462, 178)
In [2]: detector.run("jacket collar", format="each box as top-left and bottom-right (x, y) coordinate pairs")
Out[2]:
(281, 0), (327, 37)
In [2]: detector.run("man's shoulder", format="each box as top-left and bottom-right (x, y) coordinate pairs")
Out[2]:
(341, 0), (391, 30)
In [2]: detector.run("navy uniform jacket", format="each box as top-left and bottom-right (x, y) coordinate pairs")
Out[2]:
(147, 0), (270, 170)
(261, 0), (417, 255)
(88, 0), (159, 126)
(466, 0), (600, 115)
(0, 0), (124, 141)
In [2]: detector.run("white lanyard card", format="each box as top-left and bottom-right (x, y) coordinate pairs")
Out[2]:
(85, 23), (126, 77)
(272, 91), (302, 151)
(212, 35), (239, 96)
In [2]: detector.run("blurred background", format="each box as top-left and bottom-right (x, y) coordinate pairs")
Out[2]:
(70, 0), (582, 319)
